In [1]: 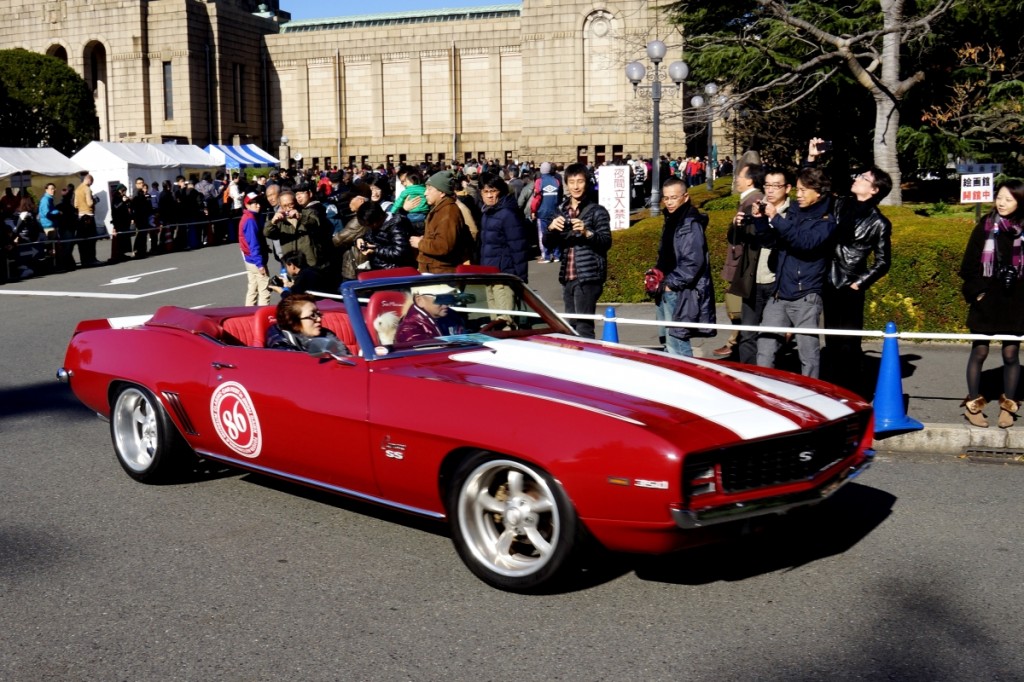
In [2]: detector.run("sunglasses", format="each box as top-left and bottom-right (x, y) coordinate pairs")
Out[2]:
(300, 310), (323, 321)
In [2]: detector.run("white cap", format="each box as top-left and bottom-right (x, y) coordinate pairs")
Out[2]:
(412, 283), (457, 296)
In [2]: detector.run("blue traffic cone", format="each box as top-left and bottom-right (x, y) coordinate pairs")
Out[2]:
(872, 321), (924, 434)
(601, 306), (619, 343)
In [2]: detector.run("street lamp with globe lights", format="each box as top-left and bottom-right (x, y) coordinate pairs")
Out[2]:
(626, 40), (688, 216)
(690, 82), (722, 191)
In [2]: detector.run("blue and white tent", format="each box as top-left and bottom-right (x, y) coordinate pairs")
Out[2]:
(204, 144), (279, 169)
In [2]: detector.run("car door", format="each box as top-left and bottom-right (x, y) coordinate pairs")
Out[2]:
(198, 345), (376, 494)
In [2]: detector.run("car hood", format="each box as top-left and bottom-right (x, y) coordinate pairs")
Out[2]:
(435, 335), (862, 440)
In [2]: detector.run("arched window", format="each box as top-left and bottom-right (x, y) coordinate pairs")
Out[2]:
(46, 45), (68, 63)
(583, 11), (618, 112)
(83, 41), (109, 140)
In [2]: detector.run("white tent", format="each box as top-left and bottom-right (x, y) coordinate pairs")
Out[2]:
(70, 142), (217, 229)
(0, 147), (84, 180)
(0, 147), (85, 200)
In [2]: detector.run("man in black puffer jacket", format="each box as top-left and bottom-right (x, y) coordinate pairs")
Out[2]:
(543, 163), (612, 338)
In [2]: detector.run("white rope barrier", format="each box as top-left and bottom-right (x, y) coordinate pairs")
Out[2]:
(308, 295), (1024, 344)
(569, 312), (1024, 343)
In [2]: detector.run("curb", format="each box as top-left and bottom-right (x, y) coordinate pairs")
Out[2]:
(873, 421), (1024, 455)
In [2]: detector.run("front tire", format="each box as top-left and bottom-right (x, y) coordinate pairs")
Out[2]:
(110, 385), (188, 483)
(448, 453), (581, 592)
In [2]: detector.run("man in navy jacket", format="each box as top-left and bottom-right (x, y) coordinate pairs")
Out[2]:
(753, 167), (837, 378)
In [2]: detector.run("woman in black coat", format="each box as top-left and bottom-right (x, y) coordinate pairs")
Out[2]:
(958, 179), (1024, 427)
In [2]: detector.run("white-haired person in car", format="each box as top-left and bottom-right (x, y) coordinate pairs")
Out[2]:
(394, 283), (466, 347)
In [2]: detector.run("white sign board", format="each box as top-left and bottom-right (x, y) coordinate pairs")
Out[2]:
(597, 165), (630, 231)
(960, 173), (994, 204)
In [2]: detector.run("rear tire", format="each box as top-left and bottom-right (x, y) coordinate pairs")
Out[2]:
(448, 453), (581, 592)
(110, 385), (189, 483)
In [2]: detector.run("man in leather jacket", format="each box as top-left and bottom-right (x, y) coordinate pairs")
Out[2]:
(394, 283), (466, 347)
(809, 137), (893, 390)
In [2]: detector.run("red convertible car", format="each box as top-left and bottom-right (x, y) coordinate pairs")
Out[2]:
(59, 271), (874, 591)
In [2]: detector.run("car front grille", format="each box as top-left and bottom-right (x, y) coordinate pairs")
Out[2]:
(684, 411), (870, 497)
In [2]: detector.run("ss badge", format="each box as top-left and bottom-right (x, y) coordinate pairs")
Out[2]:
(381, 436), (406, 461)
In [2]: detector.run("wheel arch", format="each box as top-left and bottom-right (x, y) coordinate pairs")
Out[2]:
(107, 380), (190, 443)
(438, 446), (578, 516)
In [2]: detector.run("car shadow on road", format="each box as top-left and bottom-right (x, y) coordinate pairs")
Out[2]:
(627, 482), (896, 586)
(0, 380), (96, 422)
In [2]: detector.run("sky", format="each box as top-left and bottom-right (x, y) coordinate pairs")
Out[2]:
(284, 0), (520, 22)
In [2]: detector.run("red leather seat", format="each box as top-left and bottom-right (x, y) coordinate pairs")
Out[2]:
(357, 267), (420, 281)
(252, 305), (279, 348)
(320, 311), (359, 355)
(455, 264), (500, 274)
(366, 290), (411, 345)
(221, 315), (256, 346)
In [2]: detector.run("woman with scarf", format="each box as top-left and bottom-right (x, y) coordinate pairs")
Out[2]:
(959, 179), (1024, 427)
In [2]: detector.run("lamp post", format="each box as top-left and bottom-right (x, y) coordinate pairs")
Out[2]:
(689, 82), (720, 191)
(626, 41), (688, 217)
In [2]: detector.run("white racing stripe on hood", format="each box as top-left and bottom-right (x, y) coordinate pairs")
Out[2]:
(678, 356), (855, 421)
(453, 339), (800, 440)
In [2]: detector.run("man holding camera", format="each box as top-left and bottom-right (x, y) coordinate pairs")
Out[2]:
(808, 137), (893, 390)
(753, 166), (838, 378)
(728, 167), (792, 365)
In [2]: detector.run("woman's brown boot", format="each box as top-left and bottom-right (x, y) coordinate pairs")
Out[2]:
(998, 395), (1018, 428)
(961, 395), (988, 427)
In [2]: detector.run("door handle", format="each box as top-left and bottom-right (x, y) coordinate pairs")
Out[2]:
(212, 361), (236, 370)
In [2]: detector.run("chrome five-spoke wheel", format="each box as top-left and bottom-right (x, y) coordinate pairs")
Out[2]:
(450, 454), (579, 592)
(110, 385), (187, 483)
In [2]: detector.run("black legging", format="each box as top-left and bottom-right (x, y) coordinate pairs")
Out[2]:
(966, 339), (1021, 399)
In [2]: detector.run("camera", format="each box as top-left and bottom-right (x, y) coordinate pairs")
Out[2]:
(269, 275), (284, 287)
(999, 265), (1018, 290)
(815, 140), (833, 153)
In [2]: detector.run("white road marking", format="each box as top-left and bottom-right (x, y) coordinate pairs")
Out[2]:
(0, 271), (246, 300)
(101, 268), (177, 286)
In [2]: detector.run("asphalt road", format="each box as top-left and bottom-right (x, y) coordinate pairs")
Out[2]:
(2, 244), (1022, 681)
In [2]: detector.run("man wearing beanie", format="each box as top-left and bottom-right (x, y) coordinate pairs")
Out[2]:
(410, 170), (472, 273)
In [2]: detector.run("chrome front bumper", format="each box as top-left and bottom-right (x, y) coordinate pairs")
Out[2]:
(671, 452), (874, 529)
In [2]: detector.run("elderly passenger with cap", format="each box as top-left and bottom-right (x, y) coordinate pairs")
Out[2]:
(394, 283), (467, 346)
(409, 171), (472, 274)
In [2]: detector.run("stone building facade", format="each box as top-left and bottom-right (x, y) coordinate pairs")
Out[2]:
(2, 0), (698, 167)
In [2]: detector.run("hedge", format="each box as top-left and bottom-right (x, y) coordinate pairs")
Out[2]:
(603, 179), (977, 334)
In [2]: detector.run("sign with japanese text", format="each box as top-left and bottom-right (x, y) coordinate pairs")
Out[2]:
(959, 173), (994, 204)
(956, 163), (1003, 175)
(598, 166), (630, 231)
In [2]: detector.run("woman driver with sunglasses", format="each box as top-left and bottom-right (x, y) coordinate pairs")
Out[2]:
(265, 293), (347, 354)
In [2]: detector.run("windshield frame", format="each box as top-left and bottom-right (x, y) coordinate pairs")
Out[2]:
(339, 273), (575, 360)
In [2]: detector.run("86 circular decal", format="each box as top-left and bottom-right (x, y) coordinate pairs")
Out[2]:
(210, 381), (262, 458)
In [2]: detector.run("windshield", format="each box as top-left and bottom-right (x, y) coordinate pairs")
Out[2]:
(346, 274), (573, 357)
